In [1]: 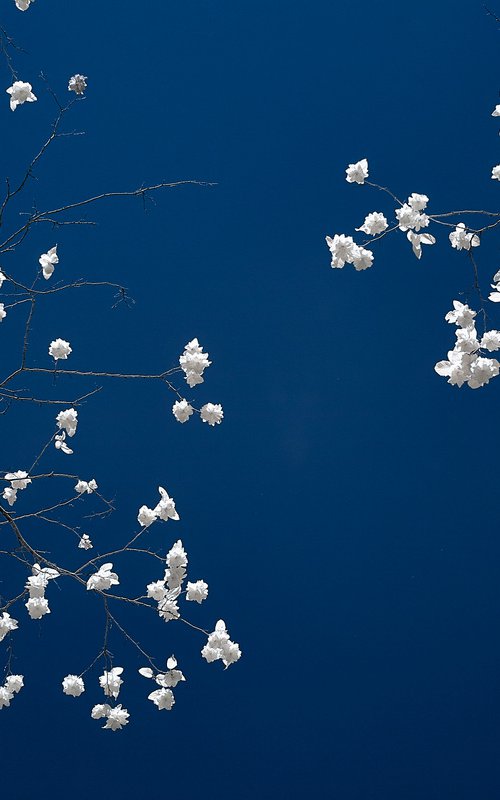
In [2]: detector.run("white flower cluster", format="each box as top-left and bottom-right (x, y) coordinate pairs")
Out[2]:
(86, 562), (119, 592)
(39, 246), (58, 280)
(49, 338), (72, 361)
(75, 478), (97, 495)
(68, 74), (87, 95)
(6, 81), (36, 110)
(201, 620), (241, 668)
(91, 668), (129, 731)
(449, 222), (480, 251)
(0, 675), (24, 710)
(78, 534), (93, 550)
(137, 485), (179, 528)
(172, 399), (224, 426)
(0, 612), (18, 642)
(138, 655), (186, 711)
(488, 269), (500, 303)
(2, 470), (31, 507)
(435, 301), (500, 389)
(325, 234), (373, 271)
(54, 408), (78, 456)
(25, 563), (59, 619)
(179, 338), (211, 387)
(146, 539), (208, 623)
(0, 303), (6, 323)
(14, 0), (34, 10)
(62, 674), (85, 697)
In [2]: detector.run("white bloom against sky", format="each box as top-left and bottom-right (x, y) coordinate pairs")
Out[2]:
(179, 338), (211, 387)
(6, 81), (36, 110)
(49, 338), (72, 361)
(345, 158), (368, 184)
(68, 74), (87, 95)
(39, 246), (58, 280)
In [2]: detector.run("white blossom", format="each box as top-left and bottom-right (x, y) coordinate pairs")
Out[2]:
(352, 247), (374, 271)
(6, 81), (36, 111)
(5, 470), (31, 490)
(492, 165), (500, 181)
(39, 246), (59, 280)
(172, 399), (194, 423)
(445, 301), (476, 328)
(449, 223), (480, 251)
(0, 304), (7, 322)
(200, 403), (224, 426)
(137, 505), (157, 528)
(49, 338), (72, 361)
(15, 0), (34, 10)
(2, 487), (17, 506)
(0, 272), (5, 288)
(481, 330), (500, 351)
(325, 234), (357, 268)
(158, 597), (180, 622)
(103, 704), (129, 731)
(25, 597), (50, 619)
(355, 211), (388, 235)
(179, 338), (211, 388)
(0, 612), (18, 642)
(78, 534), (93, 550)
(345, 158), (368, 185)
(55, 431), (73, 455)
(5, 675), (23, 694)
(99, 667), (124, 699)
(148, 688), (175, 711)
(154, 486), (180, 522)
(86, 562), (119, 592)
(395, 203), (429, 232)
(406, 231), (436, 259)
(0, 687), (13, 708)
(454, 326), (479, 354)
(407, 192), (429, 211)
(201, 619), (241, 668)
(62, 675), (85, 697)
(75, 478), (98, 494)
(91, 703), (111, 720)
(68, 74), (87, 95)
(186, 580), (209, 603)
(147, 580), (166, 601)
(56, 408), (77, 437)
(26, 573), (49, 598)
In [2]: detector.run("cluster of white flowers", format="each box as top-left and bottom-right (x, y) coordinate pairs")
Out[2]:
(137, 485), (179, 528)
(25, 563), (59, 619)
(200, 402), (224, 426)
(6, 81), (36, 110)
(345, 157), (368, 184)
(56, 408), (77, 437)
(434, 301), (500, 389)
(0, 304), (6, 323)
(39, 246), (58, 280)
(146, 539), (203, 623)
(91, 702), (130, 731)
(86, 562), (119, 592)
(49, 338), (72, 361)
(201, 620), (241, 668)
(75, 478), (97, 494)
(488, 269), (500, 303)
(0, 674), (24, 710)
(179, 338), (211, 387)
(68, 74), (87, 95)
(62, 674), (85, 697)
(172, 399), (194, 423)
(325, 234), (374, 271)
(0, 612), (18, 642)
(2, 470), (31, 507)
(138, 656), (185, 711)
(449, 222), (480, 251)
(14, 0), (34, 10)
(78, 534), (93, 550)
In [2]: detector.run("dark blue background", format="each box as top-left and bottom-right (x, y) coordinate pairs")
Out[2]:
(1, 1), (500, 797)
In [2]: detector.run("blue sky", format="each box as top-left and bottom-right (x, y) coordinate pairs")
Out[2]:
(1, 0), (500, 798)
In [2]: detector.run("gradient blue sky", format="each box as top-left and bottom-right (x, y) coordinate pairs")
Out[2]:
(1, 1), (500, 798)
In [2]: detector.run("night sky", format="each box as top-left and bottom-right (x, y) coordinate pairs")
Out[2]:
(1, 1), (500, 798)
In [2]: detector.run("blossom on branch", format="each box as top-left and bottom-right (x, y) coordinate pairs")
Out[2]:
(78, 534), (93, 550)
(14, 0), (34, 9)
(355, 212), (388, 236)
(179, 338), (211, 387)
(186, 580), (209, 603)
(345, 158), (368, 184)
(0, 613), (18, 642)
(5, 470), (31, 490)
(0, 304), (7, 322)
(68, 75), (87, 95)
(49, 338), (72, 361)
(39, 246), (58, 280)
(6, 81), (37, 111)
(56, 408), (78, 437)
(172, 399), (194, 423)
(201, 619), (241, 668)
(75, 479), (97, 494)
(86, 562), (119, 592)
(200, 403), (224, 426)
(492, 165), (500, 181)
(55, 431), (73, 455)
(62, 675), (85, 697)
(99, 667), (123, 699)
(449, 223), (479, 251)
